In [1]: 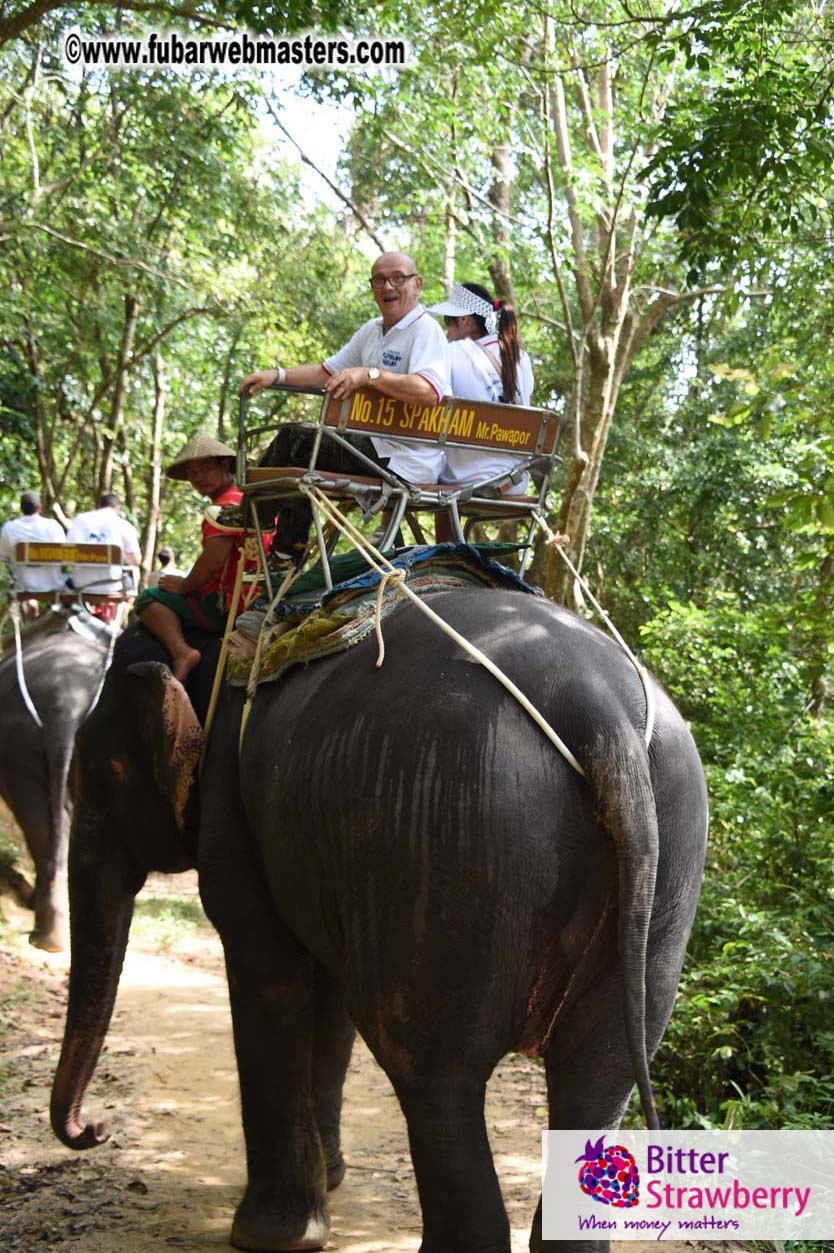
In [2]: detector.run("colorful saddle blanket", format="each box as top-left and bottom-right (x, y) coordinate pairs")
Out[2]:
(227, 543), (541, 689)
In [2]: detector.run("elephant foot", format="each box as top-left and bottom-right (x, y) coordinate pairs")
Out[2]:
(230, 1191), (329, 1252)
(29, 899), (68, 953)
(326, 1151), (346, 1191)
(29, 921), (68, 953)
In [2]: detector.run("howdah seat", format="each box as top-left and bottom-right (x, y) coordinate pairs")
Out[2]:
(238, 383), (562, 591)
(10, 541), (134, 608)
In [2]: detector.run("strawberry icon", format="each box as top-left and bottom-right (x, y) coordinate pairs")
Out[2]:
(576, 1136), (639, 1208)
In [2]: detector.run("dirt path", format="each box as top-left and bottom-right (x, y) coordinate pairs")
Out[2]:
(1, 872), (701, 1253)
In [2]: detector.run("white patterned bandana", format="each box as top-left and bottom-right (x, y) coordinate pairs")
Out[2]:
(427, 283), (499, 334)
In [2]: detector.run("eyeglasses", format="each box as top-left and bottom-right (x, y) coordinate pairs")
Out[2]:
(444, 316), (461, 326)
(369, 273), (418, 290)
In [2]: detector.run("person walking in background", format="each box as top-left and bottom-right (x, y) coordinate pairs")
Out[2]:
(146, 545), (183, 588)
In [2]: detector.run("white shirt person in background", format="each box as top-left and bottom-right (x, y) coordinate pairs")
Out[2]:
(66, 492), (141, 595)
(0, 490), (66, 609)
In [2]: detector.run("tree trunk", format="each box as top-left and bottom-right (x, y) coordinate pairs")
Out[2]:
(443, 179), (456, 295)
(217, 325), (242, 443)
(23, 322), (58, 509)
(488, 134), (515, 302)
(120, 429), (136, 515)
(531, 322), (626, 606)
(140, 350), (166, 580)
(98, 292), (138, 497)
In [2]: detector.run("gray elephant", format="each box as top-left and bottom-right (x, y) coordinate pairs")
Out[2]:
(51, 592), (708, 1253)
(0, 612), (115, 950)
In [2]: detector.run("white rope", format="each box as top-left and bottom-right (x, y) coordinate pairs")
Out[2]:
(83, 599), (129, 720)
(374, 568), (405, 668)
(530, 515), (656, 748)
(201, 548), (248, 771)
(11, 601), (43, 728)
(300, 485), (588, 778)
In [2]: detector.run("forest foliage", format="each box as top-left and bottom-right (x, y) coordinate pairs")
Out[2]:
(1, 0), (832, 1131)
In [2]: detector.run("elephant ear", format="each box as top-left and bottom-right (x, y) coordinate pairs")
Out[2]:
(127, 661), (203, 829)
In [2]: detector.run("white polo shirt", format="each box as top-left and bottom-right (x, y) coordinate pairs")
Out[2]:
(66, 507), (141, 593)
(323, 305), (451, 482)
(0, 513), (66, 592)
(441, 336), (535, 487)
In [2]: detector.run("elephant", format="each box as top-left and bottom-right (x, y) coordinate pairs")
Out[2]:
(50, 590), (708, 1253)
(0, 611), (116, 950)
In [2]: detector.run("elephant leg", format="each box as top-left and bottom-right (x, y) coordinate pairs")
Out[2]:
(1, 769), (67, 952)
(529, 946), (682, 1253)
(528, 981), (632, 1253)
(392, 1076), (510, 1253)
(200, 805), (329, 1250)
(312, 962), (354, 1191)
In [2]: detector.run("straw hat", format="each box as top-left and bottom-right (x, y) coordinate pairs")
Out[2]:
(165, 434), (238, 480)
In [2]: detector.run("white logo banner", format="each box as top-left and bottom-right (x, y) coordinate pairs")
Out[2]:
(543, 1130), (834, 1240)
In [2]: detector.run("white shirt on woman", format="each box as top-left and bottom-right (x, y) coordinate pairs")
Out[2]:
(441, 335), (534, 487)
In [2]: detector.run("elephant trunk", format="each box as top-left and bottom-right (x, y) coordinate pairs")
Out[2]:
(50, 804), (143, 1149)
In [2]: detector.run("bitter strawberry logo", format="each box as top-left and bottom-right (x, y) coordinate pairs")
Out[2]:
(576, 1136), (640, 1208)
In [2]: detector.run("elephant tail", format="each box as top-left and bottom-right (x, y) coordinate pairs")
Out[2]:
(588, 726), (661, 1131)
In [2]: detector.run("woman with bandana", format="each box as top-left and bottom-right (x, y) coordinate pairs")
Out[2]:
(428, 281), (534, 487)
(427, 282), (534, 540)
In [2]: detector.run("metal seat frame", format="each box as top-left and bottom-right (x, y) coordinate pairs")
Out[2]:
(238, 384), (562, 595)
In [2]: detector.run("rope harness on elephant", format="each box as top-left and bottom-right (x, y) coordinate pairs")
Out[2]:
(199, 486), (655, 779)
(306, 487), (655, 759)
(529, 513), (656, 749)
(7, 598), (129, 730)
(10, 601), (43, 728)
(234, 484), (589, 777)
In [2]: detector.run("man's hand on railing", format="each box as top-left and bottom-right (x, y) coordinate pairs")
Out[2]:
(325, 367), (369, 401)
(239, 369), (279, 396)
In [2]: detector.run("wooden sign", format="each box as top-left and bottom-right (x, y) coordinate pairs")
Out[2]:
(324, 388), (559, 455)
(14, 542), (122, 565)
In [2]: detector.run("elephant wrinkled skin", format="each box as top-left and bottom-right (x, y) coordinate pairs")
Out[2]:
(51, 591), (708, 1253)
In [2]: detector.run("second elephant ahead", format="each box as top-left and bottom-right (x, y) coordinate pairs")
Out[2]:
(52, 591), (708, 1253)
(0, 612), (114, 950)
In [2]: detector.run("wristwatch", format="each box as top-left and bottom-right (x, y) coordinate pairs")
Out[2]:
(367, 367), (380, 384)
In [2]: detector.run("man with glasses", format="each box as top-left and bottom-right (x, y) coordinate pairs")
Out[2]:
(234, 251), (450, 566)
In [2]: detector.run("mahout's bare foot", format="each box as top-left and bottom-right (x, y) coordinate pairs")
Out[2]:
(172, 646), (201, 685)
